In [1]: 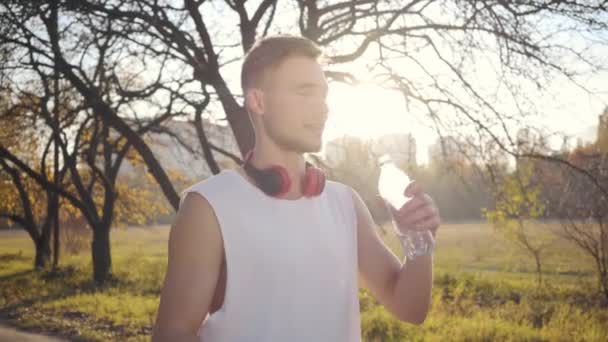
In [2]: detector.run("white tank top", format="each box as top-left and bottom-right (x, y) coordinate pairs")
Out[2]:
(179, 168), (361, 342)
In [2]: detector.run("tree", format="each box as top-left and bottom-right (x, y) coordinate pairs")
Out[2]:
(325, 135), (390, 226)
(0, 75), (180, 283)
(75, 0), (608, 207)
(0, 1), (211, 282)
(0, 91), (66, 269)
(422, 135), (498, 222)
(0, 0), (211, 212)
(2, 0), (608, 282)
(557, 143), (608, 299)
(3, 0), (607, 208)
(111, 155), (179, 227)
(484, 162), (551, 286)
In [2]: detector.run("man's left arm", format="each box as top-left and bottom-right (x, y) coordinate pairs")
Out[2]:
(352, 183), (440, 324)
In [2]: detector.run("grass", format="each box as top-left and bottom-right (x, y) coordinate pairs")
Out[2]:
(1, 222), (607, 341)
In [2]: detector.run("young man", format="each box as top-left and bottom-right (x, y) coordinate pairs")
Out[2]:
(152, 35), (440, 342)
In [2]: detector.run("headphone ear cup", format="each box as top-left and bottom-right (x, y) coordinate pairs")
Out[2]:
(302, 167), (318, 197)
(303, 167), (326, 197)
(315, 169), (326, 196)
(268, 165), (291, 197)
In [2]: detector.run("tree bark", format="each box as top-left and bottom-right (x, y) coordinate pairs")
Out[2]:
(213, 77), (254, 157)
(34, 236), (51, 270)
(194, 107), (220, 175)
(92, 226), (112, 285)
(534, 251), (542, 287)
(601, 273), (608, 301)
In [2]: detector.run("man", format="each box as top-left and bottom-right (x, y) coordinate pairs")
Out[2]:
(152, 35), (440, 341)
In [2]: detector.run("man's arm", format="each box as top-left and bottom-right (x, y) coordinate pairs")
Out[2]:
(352, 188), (433, 324)
(152, 193), (224, 341)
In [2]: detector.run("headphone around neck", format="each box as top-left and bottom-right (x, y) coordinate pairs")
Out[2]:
(242, 151), (326, 198)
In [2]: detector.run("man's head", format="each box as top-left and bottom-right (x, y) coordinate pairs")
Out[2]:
(242, 35), (329, 153)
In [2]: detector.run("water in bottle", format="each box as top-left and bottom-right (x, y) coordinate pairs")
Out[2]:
(377, 154), (432, 259)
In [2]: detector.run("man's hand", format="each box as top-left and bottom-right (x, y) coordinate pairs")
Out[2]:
(387, 181), (441, 238)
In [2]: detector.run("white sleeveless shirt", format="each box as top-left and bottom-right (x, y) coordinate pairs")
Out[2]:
(179, 169), (361, 342)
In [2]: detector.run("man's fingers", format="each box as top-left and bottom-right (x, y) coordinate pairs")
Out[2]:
(399, 204), (437, 226)
(404, 181), (423, 197)
(399, 193), (431, 215)
(412, 215), (441, 232)
(404, 212), (441, 232)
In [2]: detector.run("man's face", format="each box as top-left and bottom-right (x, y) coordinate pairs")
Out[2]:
(260, 56), (329, 153)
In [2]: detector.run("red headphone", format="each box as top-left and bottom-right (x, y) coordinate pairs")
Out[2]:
(242, 151), (326, 198)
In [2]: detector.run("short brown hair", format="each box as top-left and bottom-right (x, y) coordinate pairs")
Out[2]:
(241, 35), (323, 92)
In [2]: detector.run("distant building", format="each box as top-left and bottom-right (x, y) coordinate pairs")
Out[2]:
(324, 133), (417, 170)
(117, 118), (240, 181)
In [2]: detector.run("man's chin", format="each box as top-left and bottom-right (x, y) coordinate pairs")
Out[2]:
(291, 142), (322, 154)
(302, 140), (323, 153)
(275, 135), (323, 154)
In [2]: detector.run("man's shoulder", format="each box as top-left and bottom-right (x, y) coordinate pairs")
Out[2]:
(325, 179), (354, 196)
(187, 169), (236, 190)
(325, 180), (351, 191)
(179, 169), (239, 208)
(324, 180), (358, 208)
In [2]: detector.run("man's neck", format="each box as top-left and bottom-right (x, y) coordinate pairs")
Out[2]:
(248, 147), (307, 199)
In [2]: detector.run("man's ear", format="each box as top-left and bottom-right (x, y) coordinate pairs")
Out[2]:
(245, 89), (265, 116)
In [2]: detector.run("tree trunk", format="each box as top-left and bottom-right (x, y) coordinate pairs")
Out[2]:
(92, 226), (112, 285)
(52, 214), (59, 268)
(194, 108), (220, 175)
(599, 265), (608, 301)
(229, 108), (255, 157)
(534, 251), (542, 287)
(52, 73), (60, 269)
(214, 79), (254, 157)
(34, 236), (51, 270)
(50, 55), (181, 210)
(601, 273), (608, 301)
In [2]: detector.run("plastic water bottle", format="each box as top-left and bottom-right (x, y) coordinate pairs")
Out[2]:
(378, 154), (433, 259)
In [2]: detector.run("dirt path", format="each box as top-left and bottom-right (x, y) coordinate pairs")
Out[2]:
(0, 323), (67, 342)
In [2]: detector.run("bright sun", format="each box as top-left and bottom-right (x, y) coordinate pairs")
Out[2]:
(325, 83), (410, 139)
(323, 82), (437, 164)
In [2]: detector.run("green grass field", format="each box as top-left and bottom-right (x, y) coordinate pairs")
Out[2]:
(1, 222), (606, 341)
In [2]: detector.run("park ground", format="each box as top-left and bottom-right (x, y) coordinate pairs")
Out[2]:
(1, 222), (607, 341)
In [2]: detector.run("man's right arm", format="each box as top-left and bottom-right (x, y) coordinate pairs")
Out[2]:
(152, 192), (224, 342)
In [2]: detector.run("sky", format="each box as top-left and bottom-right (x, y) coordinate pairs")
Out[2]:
(318, 24), (608, 165)
(323, 83), (438, 164)
(323, 71), (607, 165)
(166, 1), (608, 166)
(237, 2), (608, 165)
